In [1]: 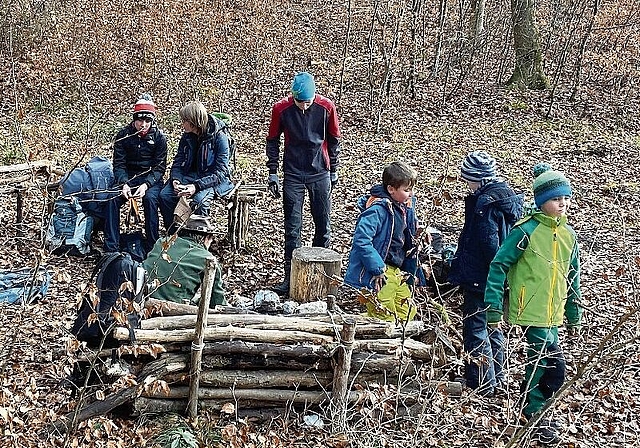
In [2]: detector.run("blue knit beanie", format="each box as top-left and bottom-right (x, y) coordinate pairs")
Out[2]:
(460, 151), (497, 182)
(533, 169), (572, 208)
(291, 72), (316, 101)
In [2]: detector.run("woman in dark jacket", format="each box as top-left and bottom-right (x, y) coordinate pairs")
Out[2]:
(159, 101), (234, 232)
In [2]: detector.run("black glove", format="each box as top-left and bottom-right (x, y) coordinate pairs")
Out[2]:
(268, 174), (281, 199)
(330, 172), (338, 191)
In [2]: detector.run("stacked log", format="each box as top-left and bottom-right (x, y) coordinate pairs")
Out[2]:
(107, 308), (459, 417)
(62, 303), (459, 432)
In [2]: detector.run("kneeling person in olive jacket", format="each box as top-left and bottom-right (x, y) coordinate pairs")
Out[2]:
(143, 214), (225, 308)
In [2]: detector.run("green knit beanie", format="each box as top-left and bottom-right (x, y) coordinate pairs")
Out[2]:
(533, 170), (572, 208)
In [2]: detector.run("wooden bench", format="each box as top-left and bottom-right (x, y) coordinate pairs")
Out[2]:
(0, 160), (63, 223)
(223, 181), (266, 250)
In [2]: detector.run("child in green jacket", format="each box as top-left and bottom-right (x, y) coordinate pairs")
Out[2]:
(484, 168), (581, 444)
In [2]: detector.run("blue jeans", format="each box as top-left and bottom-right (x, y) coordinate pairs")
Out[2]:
(282, 176), (331, 261)
(462, 288), (505, 391)
(103, 179), (162, 253)
(158, 179), (217, 233)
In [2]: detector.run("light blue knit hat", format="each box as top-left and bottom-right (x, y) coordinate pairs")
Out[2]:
(291, 72), (316, 101)
(533, 169), (572, 208)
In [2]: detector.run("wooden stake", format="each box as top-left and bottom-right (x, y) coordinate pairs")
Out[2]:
(331, 318), (356, 430)
(187, 257), (217, 420)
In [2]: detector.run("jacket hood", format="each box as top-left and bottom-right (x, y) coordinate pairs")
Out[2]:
(356, 183), (391, 212)
(476, 180), (524, 224)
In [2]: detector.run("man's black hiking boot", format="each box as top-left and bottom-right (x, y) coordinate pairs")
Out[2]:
(531, 418), (561, 445)
(271, 260), (291, 296)
(271, 281), (290, 297)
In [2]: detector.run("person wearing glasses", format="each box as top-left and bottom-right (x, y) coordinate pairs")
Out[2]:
(265, 72), (341, 296)
(159, 100), (234, 234)
(103, 94), (168, 253)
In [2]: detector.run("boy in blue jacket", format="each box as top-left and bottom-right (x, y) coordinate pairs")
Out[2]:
(448, 151), (524, 396)
(344, 161), (424, 323)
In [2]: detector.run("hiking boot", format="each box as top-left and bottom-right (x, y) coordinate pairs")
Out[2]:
(493, 381), (508, 398)
(271, 281), (290, 297)
(271, 260), (291, 297)
(476, 383), (495, 397)
(531, 418), (561, 445)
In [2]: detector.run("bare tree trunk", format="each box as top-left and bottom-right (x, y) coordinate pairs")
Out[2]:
(506, 0), (550, 89)
(408, 0), (424, 98)
(338, 0), (353, 105)
(569, 0), (600, 102)
(433, 0), (447, 76)
(469, 0), (486, 39)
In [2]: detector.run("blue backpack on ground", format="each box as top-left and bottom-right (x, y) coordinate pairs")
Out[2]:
(71, 252), (147, 347)
(0, 267), (51, 304)
(46, 156), (116, 256)
(46, 197), (94, 256)
(62, 156), (116, 205)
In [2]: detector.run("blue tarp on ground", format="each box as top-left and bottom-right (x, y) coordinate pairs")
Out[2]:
(0, 267), (51, 304)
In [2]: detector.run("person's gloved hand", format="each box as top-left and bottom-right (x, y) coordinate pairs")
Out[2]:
(330, 172), (338, 190)
(372, 273), (386, 293)
(268, 174), (280, 199)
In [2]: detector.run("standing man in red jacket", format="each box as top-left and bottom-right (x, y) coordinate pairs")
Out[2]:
(266, 72), (341, 295)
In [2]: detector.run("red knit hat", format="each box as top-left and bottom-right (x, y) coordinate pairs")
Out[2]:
(133, 94), (156, 120)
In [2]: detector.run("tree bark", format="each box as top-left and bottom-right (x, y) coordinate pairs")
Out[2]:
(187, 257), (217, 419)
(51, 353), (187, 434)
(353, 338), (437, 362)
(145, 298), (245, 316)
(142, 386), (353, 403)
(351, 352), (419, 375)
(332, 318), (356, 430)
(506, 0), (550, 89)
(199, 340), (335, 359)
(289, 246), (342, 302)
(166, 369), (334, 389)
(202, 353), (331, 371)
(469, 0), (486, 39)
(133, 398), (288, 417)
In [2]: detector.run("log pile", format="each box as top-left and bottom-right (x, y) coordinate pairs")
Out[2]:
(63, 298), (459, 431)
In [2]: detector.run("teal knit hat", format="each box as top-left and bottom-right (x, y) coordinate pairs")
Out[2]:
(291, 72), (316, 101)
(533, 169), (572, 208)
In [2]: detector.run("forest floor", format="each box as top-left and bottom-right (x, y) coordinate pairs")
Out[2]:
(1, 103), (639, 447)
(1, 0), (639, 445)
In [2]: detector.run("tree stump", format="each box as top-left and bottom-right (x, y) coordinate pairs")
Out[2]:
(289, 247), (342, 303)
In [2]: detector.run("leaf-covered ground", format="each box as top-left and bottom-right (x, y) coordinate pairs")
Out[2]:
(1, 0), (639, 446)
